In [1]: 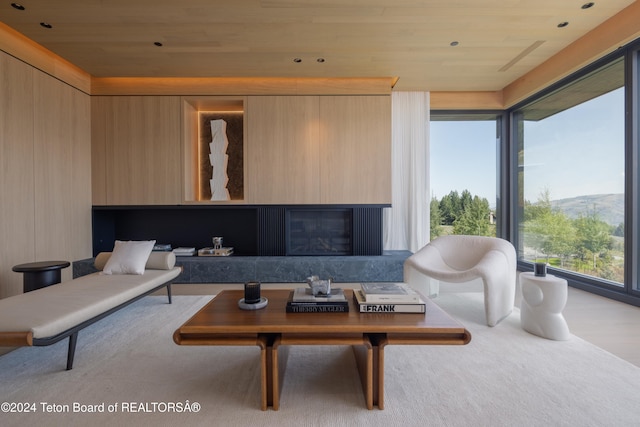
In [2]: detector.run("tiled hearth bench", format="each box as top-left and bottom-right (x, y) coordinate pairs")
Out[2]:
(0, 252), (181, 370)
(73, 251), (412, 284)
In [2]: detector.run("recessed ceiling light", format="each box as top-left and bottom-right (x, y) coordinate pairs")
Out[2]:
(450, 41), (459, 47)
(40, 22), (53, 29)
(316, 58), (325, 63)
(293, 58), (302, 63)
(154, 42), (163, 47)
(557, 22), (569, 28)
(581, 2), (595, 9)
(10, 3), (25, 10)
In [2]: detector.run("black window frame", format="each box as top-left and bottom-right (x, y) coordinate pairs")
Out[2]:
(429, 111), (510, 239)
(507, 39), (640, 306)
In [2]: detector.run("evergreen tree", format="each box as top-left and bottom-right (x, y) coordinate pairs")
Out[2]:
(453, 196), (491, 236)
(460, 189), (473, 213)
(439, 190), (460, 225)
(430, 198), (443, 239)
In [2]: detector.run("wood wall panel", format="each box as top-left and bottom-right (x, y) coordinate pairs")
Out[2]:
(0, 51), (92, 298)
(101, 96), (182, 205)
(91, 97), (108, 205)
(33, 72), (92, 284)
(182, 100), (198, 202)
(33, 74), (70, 264)
(246, 95), (391, 204)
(246, 96), (320, 204)
(69, 83), (93, 263)
(0, 54), (35, 298)
(319, 96), (391, 204)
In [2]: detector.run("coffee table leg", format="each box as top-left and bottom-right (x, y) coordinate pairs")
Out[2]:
(271, 336), (289, 411)
(375, 339), (386, 409)
(274, 335), (372, 410)
(351, 337), (374, 409)
(367, 334), (388, 410)
(257, 335), (270, 411)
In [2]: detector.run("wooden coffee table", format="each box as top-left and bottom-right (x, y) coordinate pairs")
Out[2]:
(173, 289), (471, 410)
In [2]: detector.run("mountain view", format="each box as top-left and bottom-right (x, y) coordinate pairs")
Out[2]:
(550, 194), (624, 226)
(431, 190), (625, 283)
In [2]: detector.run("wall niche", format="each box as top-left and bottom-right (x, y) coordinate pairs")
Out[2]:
(182, 97), (245, 203)
(199, 112), (243, 200)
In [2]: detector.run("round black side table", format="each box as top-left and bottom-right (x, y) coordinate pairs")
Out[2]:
(12, 260), (71, 293)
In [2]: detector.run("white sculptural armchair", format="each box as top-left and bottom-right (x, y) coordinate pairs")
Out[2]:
(403, 235), (517, 326)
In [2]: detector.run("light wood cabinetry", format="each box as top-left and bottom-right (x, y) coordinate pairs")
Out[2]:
(92, 94), (389, 207)
(92, 96), (181, 205)
(246, 95), (390, 204)
(319, 96), (391, 204)
(246, 96), (321, 204)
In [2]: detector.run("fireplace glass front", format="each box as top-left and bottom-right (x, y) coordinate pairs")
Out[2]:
(286, 209), (352, 256)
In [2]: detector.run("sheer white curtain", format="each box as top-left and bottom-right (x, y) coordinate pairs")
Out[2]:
(383, 92), (430, 252)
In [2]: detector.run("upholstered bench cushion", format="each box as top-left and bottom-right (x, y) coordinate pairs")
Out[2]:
(0, 252), (180, 339)
(94, 250), (176, 272)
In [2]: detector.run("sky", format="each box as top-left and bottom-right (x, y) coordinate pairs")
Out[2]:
(430, 120), (497, 204)
(429, 87), (625, 206)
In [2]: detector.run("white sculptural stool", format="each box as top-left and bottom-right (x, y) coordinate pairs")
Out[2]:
(519, 272), (570, 341)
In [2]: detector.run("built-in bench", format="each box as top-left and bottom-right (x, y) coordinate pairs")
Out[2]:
(73, 251), (412, 284)
(0, 252), (181, 370)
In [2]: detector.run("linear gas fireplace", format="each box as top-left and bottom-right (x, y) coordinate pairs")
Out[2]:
(256, 205), (384, 256)
(287, 209), (351, 255)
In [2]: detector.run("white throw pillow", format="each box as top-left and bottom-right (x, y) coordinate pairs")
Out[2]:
(102, 240), (156, 275)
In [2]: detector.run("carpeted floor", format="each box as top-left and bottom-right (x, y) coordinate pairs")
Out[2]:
(1, 292), (639, 427)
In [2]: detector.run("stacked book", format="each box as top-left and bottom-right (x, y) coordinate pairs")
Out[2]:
(153, 243), (172, 252)
(354, 282), (426, 313)
(286, 288), (349, 313)
(172, 247), (196, 257)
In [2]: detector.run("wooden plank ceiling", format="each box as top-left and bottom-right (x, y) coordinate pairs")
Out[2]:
(0, 0), (636, 91)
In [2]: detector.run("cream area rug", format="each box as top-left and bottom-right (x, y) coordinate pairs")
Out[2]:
(1, 293), (639, 427)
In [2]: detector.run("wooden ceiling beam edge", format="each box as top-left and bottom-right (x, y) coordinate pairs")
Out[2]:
(503, 0), (640, 108)
(430, 91), (504, 110)
(90, 77), (394, 96)
(0, 22), (91, 94)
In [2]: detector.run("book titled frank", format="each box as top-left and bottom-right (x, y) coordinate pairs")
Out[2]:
(353, 290), (425, 313)
(360, 282), (421, 303)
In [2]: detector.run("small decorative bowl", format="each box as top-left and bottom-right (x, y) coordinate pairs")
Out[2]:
(306, 276), (331, 296)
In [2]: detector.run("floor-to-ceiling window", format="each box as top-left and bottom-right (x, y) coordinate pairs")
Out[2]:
(430, 113), (502, 240)
(512, 56), (631, 295)
(430, 39), (640, 304)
